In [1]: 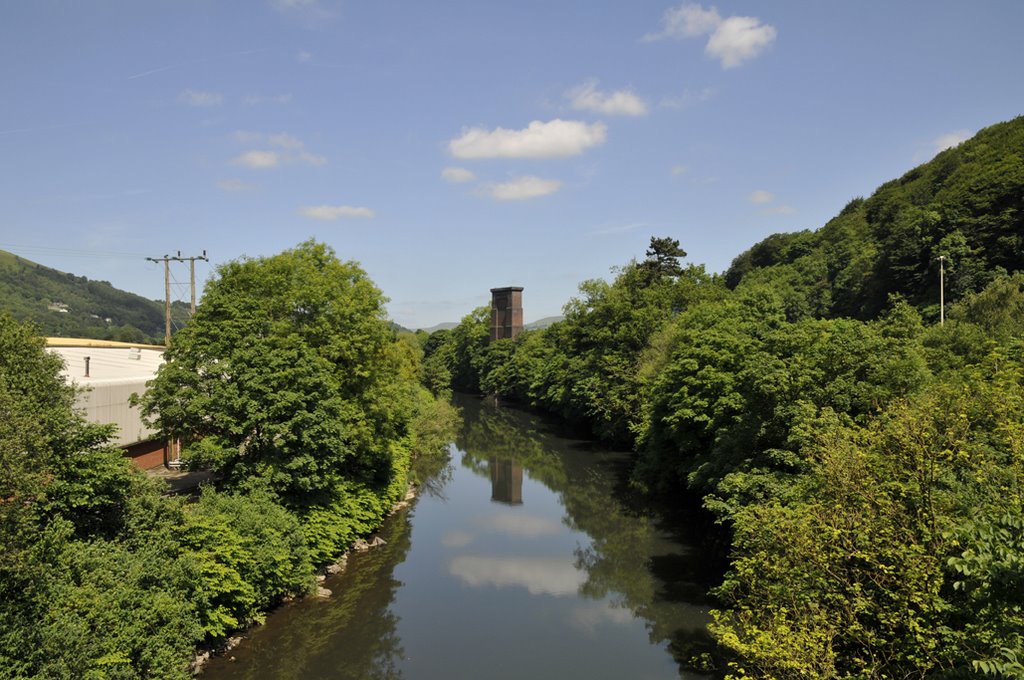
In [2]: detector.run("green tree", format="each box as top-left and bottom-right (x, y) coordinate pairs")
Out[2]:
(140, 241), (409, 503)
(0, 312), (202, 678)
(711, 354), (1024, 677)
(639, 236), (687, 281)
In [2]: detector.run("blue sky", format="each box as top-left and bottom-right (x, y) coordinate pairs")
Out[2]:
(2, 1), (1022, 330)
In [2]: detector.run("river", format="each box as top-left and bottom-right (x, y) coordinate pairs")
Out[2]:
(202, 394), (719, 679)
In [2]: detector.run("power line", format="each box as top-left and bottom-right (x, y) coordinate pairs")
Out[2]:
(146, 251), (208, 345)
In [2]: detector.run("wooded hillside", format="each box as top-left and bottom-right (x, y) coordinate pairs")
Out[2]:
(726, 116), (1024, 320)
(0, 250), (188, 343)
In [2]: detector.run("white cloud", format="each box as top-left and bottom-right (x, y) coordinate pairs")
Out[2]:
(484, 176), (563, 201)
(671, 164), (689, 176)
(747, 189), (795, 215)
(297, 151), (327, 166)
(644, 3), (776, 69)
(268, 132), (304, 149)
(298, 205), (375, 220)
(442, 166), (476, 183)
(216, 178), (254, 192)
(296, 50), (313, 63)
(706, 16), (777, 69)
(177, 89), (224, 107)
(231, 131), (326, 168)
(233, 150), (279, 169)
(645, 3), (721, 40)
(449, 119), (607, 159)
(567, 80), (648, 117)
(933, 129), (973, 153)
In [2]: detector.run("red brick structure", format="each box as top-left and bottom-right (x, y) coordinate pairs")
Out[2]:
(490, 286), (523, 341)
(489, 458), (524, 505)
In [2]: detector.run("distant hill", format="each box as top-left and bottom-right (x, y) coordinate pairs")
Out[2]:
(418, 322), (458, 334)
(726, 116), (1024, 320)
(418, 316), (563, 334)
(525, 315), (563, 330)
(0, 250), (187, 343)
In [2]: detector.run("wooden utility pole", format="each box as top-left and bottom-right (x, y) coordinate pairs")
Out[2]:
(147, 251), (208, 345)
(146, 254), (177, 346)
(184, 250), (208, 315)
(937, 255), (946, 326)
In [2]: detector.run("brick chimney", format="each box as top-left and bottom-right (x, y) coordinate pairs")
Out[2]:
(490, 287), (523, 341)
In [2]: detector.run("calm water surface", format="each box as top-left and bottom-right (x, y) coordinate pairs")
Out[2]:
(203, 394), (717, 679)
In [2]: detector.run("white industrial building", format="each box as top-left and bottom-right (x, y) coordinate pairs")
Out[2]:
(46, 338), (173, 469)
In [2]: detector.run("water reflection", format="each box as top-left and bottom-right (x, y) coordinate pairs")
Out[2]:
(203, 394), (718, 680)
(449, 555), (586, 596)
(477, 512), (560, 538)
(455, 395), (717, 673)
(202, 508), (413, 680)
(489, 458), (523, 504)
(569, 602), (637, 633)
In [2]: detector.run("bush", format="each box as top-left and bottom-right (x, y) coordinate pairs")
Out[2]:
(176, 489), (314, 639)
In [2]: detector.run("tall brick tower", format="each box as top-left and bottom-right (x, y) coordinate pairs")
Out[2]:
(490, 286), (523, 341)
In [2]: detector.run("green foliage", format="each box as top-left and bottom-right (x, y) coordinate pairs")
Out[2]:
(448, 307), (490, 393)
(421, 328), (456, 396)
(634, 294), (930, 506)
(34, 532), (203, 680)
(177, 488), (313, 639)
(408, 385), (460, 460)
(141, 240), (409, 503)
(0, 241), (457, 678)
(423, 119), (1024, 677)
(479, 256), (724, 445)
(727, 117), (1024, 319)
(0, 249), (182, 343)
(711, 358), (1024, 677)
(639, 235), (688, 282)
(947, 514), (1024, 677)
(300, 439), (412, 566)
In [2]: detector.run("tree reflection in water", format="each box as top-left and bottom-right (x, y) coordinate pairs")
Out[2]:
(202, 504), (414, 680)
(203, 394), (719, 680)
(455, 394), (719, 672)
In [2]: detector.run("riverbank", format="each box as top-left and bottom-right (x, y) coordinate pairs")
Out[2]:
(191, 482), (422, 674)
(200, 393), (722, 680)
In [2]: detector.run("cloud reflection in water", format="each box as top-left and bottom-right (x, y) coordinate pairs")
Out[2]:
(449, 555), (586, 596)
(477, 512), (561, 538)
(569, 602), (636, 633)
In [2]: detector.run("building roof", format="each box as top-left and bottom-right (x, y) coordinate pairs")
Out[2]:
(45, 337), (165, 349)
(46, 341), (165, 386)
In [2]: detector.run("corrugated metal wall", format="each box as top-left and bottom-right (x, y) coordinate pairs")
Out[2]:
(74, 378), (160, 447)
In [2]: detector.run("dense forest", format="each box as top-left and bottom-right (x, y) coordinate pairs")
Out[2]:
(0, 250), (190, 343)
(0, 241), (457, 678)
(425, 116), (1024, 677)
